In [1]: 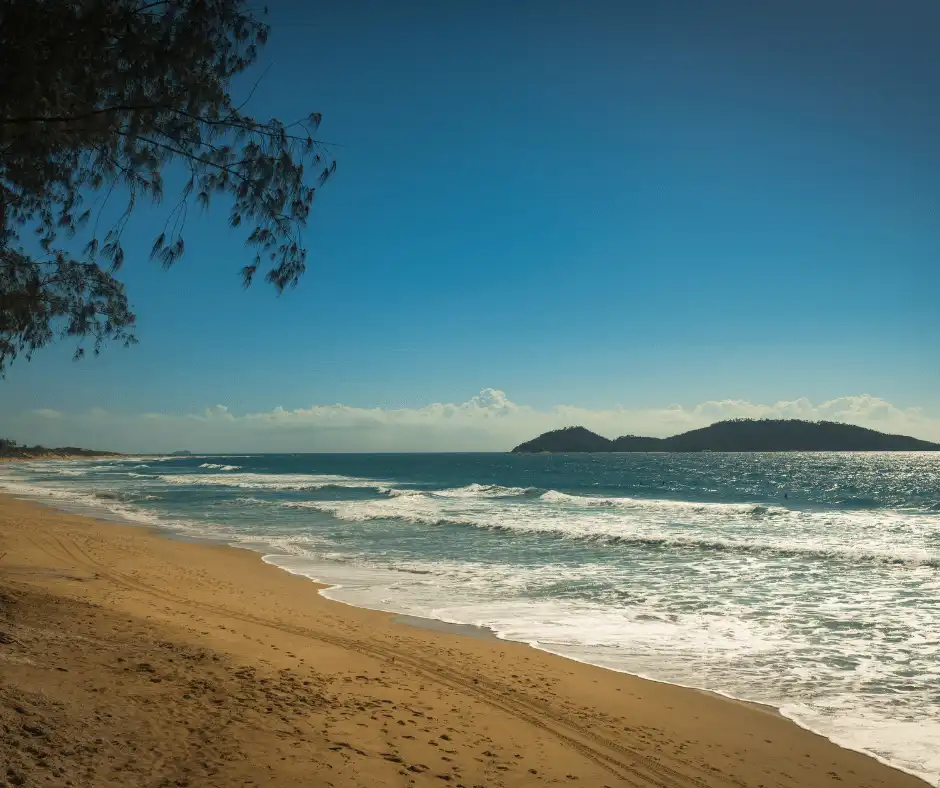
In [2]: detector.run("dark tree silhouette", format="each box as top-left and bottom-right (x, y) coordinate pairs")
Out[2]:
(0, 437), (117, 457)
(0, 0), (335, 373)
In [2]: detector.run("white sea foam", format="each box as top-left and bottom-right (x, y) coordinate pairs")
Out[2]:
(378, 484), (535, 499)
(433, 483), (538, 498)
(539, 489), (790, 515)
(36, 463), (122, 477)
(382, 484), (789, 513)
(287, 492), (940, 568)
(379, 487), (425, 497)
(198, 463), (241, 471)
(263, 551), (940, 786)
(118, 455), (190, 463)
(156, 472), (388, 491)
(0, 477), (166, 527)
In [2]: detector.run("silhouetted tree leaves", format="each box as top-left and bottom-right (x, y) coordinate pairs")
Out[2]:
(0, 0), (335, 373)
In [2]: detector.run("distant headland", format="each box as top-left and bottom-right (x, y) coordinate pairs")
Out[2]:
(0, 438), (120, 460)
(511, 419), (940, 453)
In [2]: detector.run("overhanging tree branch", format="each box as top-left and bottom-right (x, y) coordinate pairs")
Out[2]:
(1, 105), (164, 125)
(0, 0), (336, 374)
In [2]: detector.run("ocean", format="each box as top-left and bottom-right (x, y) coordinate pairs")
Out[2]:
(2, 452), (938, 785)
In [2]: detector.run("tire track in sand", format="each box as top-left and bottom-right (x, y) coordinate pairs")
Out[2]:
(29, 530), (731, 788)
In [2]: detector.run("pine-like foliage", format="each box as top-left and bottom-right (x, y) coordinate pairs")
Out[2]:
(0, 0), (335, 372)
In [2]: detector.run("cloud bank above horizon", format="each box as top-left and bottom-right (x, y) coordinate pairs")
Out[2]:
(7, 389), (940, 453)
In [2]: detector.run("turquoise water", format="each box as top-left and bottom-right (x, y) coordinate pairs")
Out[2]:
(3, 452), (939, 785)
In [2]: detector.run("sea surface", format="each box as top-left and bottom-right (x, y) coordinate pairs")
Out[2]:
(2, 452), (939, 785)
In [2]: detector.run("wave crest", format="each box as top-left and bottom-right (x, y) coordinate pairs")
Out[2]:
(435, 483), (538, 498)
(381, 483), (537, 499)
(539, 490), (790, 516)
(156, 472), (388, 492)
(287, 497), (938, 569)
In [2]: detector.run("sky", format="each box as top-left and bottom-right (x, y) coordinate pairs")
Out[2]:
(3, 0), (940, 451)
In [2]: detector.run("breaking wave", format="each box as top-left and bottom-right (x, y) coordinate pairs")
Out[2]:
(538, 489), (791, 515)
(381, 483), (537, 499)
(284, 495), (939, 568)
(157, 472), (388, 491)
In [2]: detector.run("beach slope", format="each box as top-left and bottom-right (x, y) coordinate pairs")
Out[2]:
(0, 493), (929, 788)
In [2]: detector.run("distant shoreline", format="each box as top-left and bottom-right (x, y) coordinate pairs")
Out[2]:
(0, 454), (122, 462)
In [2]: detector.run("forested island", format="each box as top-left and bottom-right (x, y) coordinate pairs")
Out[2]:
(511, 419), (940, 453)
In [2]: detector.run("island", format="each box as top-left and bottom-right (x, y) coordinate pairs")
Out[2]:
(511, 419), (940, 453)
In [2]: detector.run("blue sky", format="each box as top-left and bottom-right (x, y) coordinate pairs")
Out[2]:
(3, 0), (940, 450)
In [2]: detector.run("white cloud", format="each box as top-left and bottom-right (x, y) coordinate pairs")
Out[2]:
(30, 409), (63, 419)
(5, 389), (939, 453)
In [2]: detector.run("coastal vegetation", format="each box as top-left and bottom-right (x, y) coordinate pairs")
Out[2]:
(0, 438), (118, 459)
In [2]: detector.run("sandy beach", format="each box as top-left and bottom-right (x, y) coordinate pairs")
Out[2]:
(0, 491), (929, 788)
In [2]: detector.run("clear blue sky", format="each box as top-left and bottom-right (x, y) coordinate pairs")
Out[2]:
(4, 0), (940, 450)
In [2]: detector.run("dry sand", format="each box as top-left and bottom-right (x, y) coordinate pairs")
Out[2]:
(0, 492), (929, 788)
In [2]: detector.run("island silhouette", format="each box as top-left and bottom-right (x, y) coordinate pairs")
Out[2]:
(511, 418), (940, 453)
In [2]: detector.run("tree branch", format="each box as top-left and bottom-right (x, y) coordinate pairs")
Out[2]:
(1, 105), (162, 125)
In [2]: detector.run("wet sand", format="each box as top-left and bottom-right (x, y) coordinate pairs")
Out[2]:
(0, 492), (930, 788)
